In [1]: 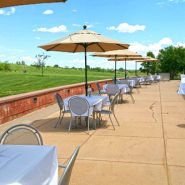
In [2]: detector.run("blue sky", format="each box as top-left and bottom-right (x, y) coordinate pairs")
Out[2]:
(0, 0), (185, 69)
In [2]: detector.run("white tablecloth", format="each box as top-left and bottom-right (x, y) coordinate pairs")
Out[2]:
(180, 74), (185, 80)
(178, 78), (185, 94)
(127, 79), (136, 87)
(103, 84), (129, 94)
(64, 95), (108, 112)
(0, 145), (58, 185)
(137, 77), (145, 83)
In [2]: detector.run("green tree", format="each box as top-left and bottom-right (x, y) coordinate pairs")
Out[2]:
(35, 53), (50, 76)
(141, 51), (158, 75)
(158, 46), (185, 79)
(0, 61), (11, 71)
(118, 67), (124, 72)
(53, 64), (59, 68)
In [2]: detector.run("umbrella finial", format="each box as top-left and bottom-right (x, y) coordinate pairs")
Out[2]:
(83, 25), (87, 30)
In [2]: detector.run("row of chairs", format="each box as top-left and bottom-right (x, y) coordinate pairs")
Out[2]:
(55, 92), (120, 132)
(96, 82), (135, 103)
(0, 124), (80, 185)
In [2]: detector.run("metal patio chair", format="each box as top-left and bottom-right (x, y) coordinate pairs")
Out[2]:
(58, 145), (80, 185)
(55, 93), (70, 128)
(118, 80), (135, 103)
(0, 124), (43, 145)
(105, 84), (120, 102)
(68, 96), (95, 132)
(96, 82), (106, 96)
(95, 92), (120, 130)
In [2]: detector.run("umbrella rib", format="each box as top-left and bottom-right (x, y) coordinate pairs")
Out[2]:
(116, 44), (128, 49)
(73, 44), (79, 53)
(96, 43), (106, 52)
(46, 44), (61, 51)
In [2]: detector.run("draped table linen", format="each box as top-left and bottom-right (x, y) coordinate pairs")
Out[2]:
(64, 95), (108, 112)
(0, 145), (58, 185)
(103, 84), (129, 94)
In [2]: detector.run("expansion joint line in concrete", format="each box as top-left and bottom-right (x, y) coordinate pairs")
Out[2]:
(158, 82), (171, 185)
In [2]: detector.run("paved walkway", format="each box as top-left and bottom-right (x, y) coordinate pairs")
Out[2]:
(1, 80), (185, 185)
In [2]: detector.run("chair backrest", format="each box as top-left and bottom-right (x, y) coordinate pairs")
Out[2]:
(105, 84), (120, 95)
(96, 82), (101, 94)
(55, 93), (64, 110)
(58, 145), (80, 185)
(110, 92), (120, 112)
(68, 96), (90, 117)
(0, 124), (43, 145)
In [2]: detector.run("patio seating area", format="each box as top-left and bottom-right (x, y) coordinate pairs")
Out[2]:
(1, 80), (185, 185)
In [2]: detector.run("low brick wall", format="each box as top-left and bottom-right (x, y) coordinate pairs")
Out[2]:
(0, 79), (112, 124)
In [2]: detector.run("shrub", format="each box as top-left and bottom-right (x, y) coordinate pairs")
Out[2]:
(0, 62), (11, 71)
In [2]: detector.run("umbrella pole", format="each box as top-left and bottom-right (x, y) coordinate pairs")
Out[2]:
(84, 44), (88, 96)
(124, 59), (127, 79)
(114, 57), (117, 83)
(135, 61), (137, 76)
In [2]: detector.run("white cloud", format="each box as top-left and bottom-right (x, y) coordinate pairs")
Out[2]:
(159, 37), (173, 45)
(9, 56), (17, 59)
(176, 42), (185, 47)
(0, 10), (5, 15)
(20, 56), (35, 64)
(87, 24), (93, 28)
(72, 23), (81, 27)
(107, 22), (146, 33)
(34, 25), (67, 33)
(0, 54), (6, 58)
(43, 10), (54, 15)
(72, 9), (78, 12)
(0, 7), (15, 16)
(35, 37), (41, 40)
(129, 37), (173, 56)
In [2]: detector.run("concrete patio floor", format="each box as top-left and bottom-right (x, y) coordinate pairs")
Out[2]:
(1, 80), (185, 185)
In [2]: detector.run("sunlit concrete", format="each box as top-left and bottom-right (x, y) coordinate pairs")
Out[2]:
(1, 80), (185, 185)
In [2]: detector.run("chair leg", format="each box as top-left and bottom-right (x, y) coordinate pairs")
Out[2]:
(93, 112), (96, 130)
(87, 117), (90, 133)
(75, 117), (78, 128)
(99, 112), (102, 125)
(59, 112), (65, 125)
(95, 112), (101, 126)
(113, 113), (120, 126)
(130, 93), (135, 103)
(109, 114), (115, 130)
(94, 116), (96, 130)
(55, 110), (62, 128)
(68, 116), (73, 132)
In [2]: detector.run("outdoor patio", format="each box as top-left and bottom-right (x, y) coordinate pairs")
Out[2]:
(1, 80), (185, 185)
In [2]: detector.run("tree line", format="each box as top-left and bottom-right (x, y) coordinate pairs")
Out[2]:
(1, 45), (185, 79)
(141, 46), (185, 79)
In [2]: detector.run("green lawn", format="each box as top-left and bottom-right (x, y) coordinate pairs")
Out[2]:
(0, 64), (142, 97)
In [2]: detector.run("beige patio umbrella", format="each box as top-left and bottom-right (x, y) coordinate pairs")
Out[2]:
(0, 0), (67, 8)
(108, 56), (145, 79)
(93, 50), (142, 79)
(39, 25), (129, 95)
(135, 57), (158, 76)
